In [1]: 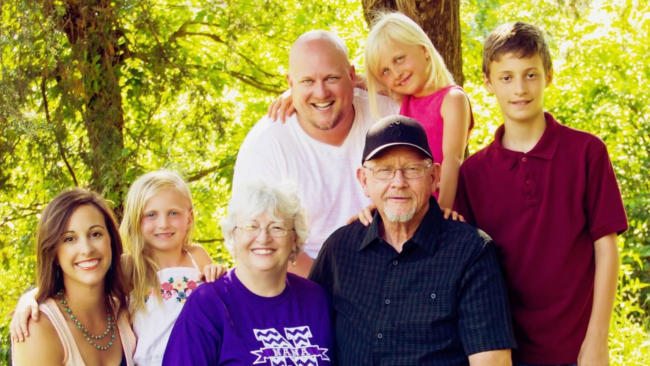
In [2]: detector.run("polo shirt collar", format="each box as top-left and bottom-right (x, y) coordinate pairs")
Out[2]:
(491, 112), (562, 171)
(358, 197), (443, 256)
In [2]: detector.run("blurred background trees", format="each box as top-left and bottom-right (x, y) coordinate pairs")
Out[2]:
(1, 0), (648, 363)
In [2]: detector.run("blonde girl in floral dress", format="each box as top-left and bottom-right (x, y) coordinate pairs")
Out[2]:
(119, 170), (224, 366)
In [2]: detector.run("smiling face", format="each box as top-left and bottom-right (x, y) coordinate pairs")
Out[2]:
(288, 35), (356, 133)
(57, 204), (112, 290)
(358, 146), (439, 224)
(377, 41), (433, 98)
(140, 188), (193, 255)
(483, 52), (552, 126)
(233, 212), (297, 277)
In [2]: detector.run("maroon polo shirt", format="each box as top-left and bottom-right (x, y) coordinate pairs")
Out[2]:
(456, 112), (628, 364)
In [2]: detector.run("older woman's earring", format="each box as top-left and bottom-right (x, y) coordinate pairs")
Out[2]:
(291, 252), (297, 266)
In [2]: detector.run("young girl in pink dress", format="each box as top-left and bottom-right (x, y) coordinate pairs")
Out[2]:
(365, 12), (474, 211)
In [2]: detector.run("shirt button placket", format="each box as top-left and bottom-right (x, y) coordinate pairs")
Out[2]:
(520, 155), (535, 202)
(376, 257), (398, 352)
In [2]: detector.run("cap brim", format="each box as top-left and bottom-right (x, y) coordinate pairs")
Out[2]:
(364, 143), (433, 162)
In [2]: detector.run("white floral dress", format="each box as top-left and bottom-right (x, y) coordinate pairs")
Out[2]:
(131, 252), (203, 366)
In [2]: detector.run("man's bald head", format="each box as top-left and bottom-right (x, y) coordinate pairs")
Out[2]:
(289, 30), (349, 67)
(286, 30), (356, 136)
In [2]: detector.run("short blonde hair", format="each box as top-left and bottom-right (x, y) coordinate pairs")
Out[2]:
(365, 11), (454, 119)
(221, 180), (309, 257)
(120, 170), (194, 313)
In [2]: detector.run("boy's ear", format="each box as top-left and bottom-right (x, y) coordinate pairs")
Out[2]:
(483, 73), (494, 93)
(545, 68), (553, 86)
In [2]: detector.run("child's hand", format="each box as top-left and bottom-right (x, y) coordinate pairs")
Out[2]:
(440, 207), (465, 222)
(346, 203), (376, 226)
(354, 73), (368, 90)
(200, 264), (228, 283)
(10, 291), (39, 342)
(578, 332), (609, 366)
(267, 89), (294, 123)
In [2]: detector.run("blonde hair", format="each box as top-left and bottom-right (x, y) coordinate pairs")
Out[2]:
(120, 170), (195, 313)
(221, 180), (309, 258)
(365, 11), (454, 119)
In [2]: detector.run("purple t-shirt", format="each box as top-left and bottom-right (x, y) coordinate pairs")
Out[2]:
(163, 269), (334, 365)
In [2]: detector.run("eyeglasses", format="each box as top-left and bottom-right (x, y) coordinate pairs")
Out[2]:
(364, 162), (433, 180)
(236, 225), (295, 238)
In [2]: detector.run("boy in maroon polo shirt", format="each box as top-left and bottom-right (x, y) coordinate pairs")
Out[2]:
(456, 22), (628, 366)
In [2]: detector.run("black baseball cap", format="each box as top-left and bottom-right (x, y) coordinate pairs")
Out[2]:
(362, 115), (433, 163)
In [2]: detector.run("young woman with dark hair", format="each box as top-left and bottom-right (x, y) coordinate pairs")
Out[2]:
(12, 188), (135, 366)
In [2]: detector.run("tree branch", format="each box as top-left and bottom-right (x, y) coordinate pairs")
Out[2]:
(41, 76), (79, 187)
(183, 63), (283, 94)
(169, 24), (284, 90)
(139, 2), (164, 53)
(227, 70), (283, 94)
(195, 238), (224, 243)
(183, 31), (226, 44)
(0, 202), (46, 228)
(186, 159), (235, 183)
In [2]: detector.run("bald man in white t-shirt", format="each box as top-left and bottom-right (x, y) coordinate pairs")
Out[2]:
(233, 30), (398, 277)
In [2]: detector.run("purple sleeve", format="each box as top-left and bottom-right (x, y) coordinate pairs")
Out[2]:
(162, 299), (221, 365)
(585, 139), (628, 241)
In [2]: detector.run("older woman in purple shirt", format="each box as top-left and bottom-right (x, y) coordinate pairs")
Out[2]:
(163, 180), (334, 366)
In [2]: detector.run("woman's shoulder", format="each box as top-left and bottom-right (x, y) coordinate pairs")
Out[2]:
(188, 270), (233, 303)
(12, 301), (65, 364)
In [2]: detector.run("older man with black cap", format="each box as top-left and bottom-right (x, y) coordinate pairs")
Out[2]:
(309, 115), (516, 366)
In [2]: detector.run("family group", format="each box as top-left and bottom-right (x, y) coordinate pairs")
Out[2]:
(10, 10), (627, 366)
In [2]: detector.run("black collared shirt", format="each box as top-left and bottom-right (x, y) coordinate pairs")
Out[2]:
(309, 198), (516, 366)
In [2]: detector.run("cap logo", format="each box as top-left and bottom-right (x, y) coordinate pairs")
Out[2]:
(390, 120), (402, 137)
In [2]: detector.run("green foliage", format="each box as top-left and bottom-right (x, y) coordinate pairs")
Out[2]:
(611, 249), (650, 364)
(1, 0), (648, 364)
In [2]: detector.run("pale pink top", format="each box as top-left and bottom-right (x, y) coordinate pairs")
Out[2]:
(399, 85), (475, 198)
(12, 298), (136, 366)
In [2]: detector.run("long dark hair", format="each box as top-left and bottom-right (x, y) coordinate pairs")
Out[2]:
(35, 188), (129, 317)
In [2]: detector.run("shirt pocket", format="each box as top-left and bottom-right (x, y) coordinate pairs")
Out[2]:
(393, 288), (457, 344)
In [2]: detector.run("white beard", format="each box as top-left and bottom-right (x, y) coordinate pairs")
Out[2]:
(383, 207), (415, 223)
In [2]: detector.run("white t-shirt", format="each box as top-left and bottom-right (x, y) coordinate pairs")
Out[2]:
(233, 89), (399, 258)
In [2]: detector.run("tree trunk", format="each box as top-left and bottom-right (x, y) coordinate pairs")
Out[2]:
(362, 0), (464, 86)
(57, 0), (128, 212)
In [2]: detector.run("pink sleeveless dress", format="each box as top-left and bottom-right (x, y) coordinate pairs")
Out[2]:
(12, 298), (135, 366)
(399, 85), (475, 198)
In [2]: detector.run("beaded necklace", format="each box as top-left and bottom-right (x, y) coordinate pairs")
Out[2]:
(57, 290), (116, 351)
